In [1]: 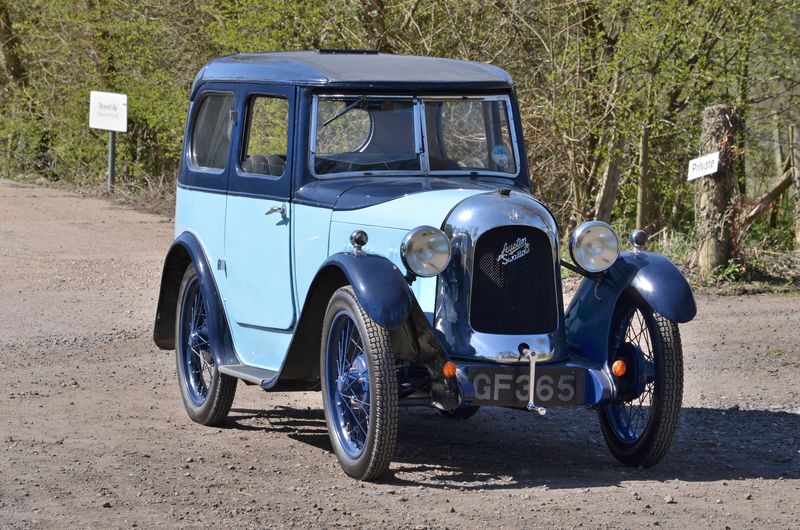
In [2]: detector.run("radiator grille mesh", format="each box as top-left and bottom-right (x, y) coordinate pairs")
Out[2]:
(469, 225), (557, 334)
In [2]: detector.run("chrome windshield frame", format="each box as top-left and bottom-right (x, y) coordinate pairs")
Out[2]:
(308, 93), (520, 180)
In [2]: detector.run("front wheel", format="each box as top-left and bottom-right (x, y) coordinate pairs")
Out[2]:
(320, 286), (398, 481)
(599, 293), (683, 467)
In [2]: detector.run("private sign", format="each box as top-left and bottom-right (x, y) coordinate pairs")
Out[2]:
(687, 151), (719, 181)
(89, 91), (127, 133)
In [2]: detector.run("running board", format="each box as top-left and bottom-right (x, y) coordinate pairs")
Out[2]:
(218, 364), (278, 387)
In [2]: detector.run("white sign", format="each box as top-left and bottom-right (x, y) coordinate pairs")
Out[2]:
(89, 91), (127, 132)
(687, 151), (719, 181)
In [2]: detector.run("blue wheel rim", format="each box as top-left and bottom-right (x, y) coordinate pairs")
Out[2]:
(325, 309), (370, 459)
(607, 306), (656, 444)
(180, 278), (214, 406)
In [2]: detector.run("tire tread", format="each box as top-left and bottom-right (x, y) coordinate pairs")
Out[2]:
(641, 314), (683, 466)
(355, 286), (398, 480)
(200, 372), (237, 426)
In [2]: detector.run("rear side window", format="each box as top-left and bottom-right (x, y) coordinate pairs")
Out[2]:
(242, 96), (289, 176)
(190, 94), (235, 170)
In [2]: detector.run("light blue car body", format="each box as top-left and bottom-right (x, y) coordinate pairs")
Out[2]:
(175, 187), (483, 372)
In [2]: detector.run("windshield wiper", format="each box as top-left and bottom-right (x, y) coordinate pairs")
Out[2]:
(321, 97), (366, 127)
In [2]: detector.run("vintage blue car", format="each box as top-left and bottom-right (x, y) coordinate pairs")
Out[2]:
(153, 50), (697, 481)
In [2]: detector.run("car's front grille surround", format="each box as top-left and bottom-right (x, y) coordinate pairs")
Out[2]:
(469, 225), (558, 335)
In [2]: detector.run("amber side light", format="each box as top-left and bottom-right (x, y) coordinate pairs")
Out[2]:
(443, 361), (457, 379)
(611, 359), (627, 377)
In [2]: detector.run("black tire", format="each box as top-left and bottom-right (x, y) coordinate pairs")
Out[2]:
(599, 292), (683, 467)
(320, 286), (398, 481)
(175, 264), (236, 426)
(440, 405), (480, 420)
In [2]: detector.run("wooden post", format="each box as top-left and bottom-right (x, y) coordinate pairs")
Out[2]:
(696, 105), (743, 274)
(791, 124), (800, 251)
(769, 123), (784, 229)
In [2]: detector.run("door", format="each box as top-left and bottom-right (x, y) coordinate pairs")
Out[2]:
(224, 86), (296, 331)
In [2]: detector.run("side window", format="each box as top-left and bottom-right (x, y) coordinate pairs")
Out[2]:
(242, 96), (289, 177)
(190, 93), (235, 170)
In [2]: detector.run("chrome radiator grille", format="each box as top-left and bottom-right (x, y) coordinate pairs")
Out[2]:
(469, 225), (558, 335)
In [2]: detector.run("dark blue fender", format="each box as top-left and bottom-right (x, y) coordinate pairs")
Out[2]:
(152, 232), (238, 367)
(565, 251), (696, 367)
(274, 251), (417, 388)
(322, 252), (413, 329)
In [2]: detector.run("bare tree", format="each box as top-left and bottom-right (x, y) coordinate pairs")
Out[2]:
(361, 0), (392, 52)
(594, 135), (624, 222)
(792, 124), (800, 251)
(0, 1), (25, 87)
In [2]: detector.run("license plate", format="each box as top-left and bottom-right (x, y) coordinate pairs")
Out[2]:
(467, 366), (585, 407)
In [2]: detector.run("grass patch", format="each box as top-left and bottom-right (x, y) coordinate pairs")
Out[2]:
(765, 347), (800, 366)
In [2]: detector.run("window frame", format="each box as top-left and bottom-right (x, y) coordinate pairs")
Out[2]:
(309, 94), (423, 179)
(187, 91), (237, 174)
(238, 93), (291, 178)
(226, 83), (295, 201)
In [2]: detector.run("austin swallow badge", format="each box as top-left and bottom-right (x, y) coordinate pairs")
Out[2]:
(497, 237), (530, 265)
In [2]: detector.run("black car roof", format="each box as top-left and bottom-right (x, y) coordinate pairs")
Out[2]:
(191, 50), (514, 95)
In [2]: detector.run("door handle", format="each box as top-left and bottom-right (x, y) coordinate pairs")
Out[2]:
(265, 204), (287, 220)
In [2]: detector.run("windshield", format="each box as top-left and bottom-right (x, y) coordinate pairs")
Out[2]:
(310, 95), (518, 178)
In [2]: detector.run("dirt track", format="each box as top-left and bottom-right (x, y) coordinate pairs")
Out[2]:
(1, 178), (799, 529)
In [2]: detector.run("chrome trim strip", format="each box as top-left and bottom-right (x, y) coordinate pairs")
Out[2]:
(418, 98), (430, 173)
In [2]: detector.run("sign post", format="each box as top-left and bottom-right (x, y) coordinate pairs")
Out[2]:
(108, 131), (116, 191)
(89, 91), (127, 193)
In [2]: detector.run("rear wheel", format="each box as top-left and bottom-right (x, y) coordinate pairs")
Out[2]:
(320, 286), (398, 481)
(175, 264), (236, 426)
(599, 292), (683, 467)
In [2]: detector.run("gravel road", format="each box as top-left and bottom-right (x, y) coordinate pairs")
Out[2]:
(1, 178), (798, 529)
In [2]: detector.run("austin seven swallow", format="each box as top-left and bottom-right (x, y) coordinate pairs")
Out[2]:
(153, 50), (697, 480)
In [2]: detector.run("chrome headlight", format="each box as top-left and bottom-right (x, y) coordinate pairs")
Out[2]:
(569, 221), (620, 273)
(400, 226), (451, 277)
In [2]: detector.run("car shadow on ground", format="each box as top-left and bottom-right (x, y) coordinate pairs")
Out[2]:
(226, 405), (799, 489)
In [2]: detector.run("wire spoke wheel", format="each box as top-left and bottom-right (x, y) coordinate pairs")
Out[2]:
(183, 288), (214, 405)
(599, 292), (683, 467)
(327, 310), (371, 458)
(175, 264), (236, 426)
(607, 306), (655, 442)
(321, 286), (398, 481)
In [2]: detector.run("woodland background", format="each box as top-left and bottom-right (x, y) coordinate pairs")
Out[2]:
(1, 0), (799, 281)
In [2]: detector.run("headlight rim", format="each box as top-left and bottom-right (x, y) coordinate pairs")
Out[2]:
(400, 225), (452, 278)
(569, 220), (620, 274)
